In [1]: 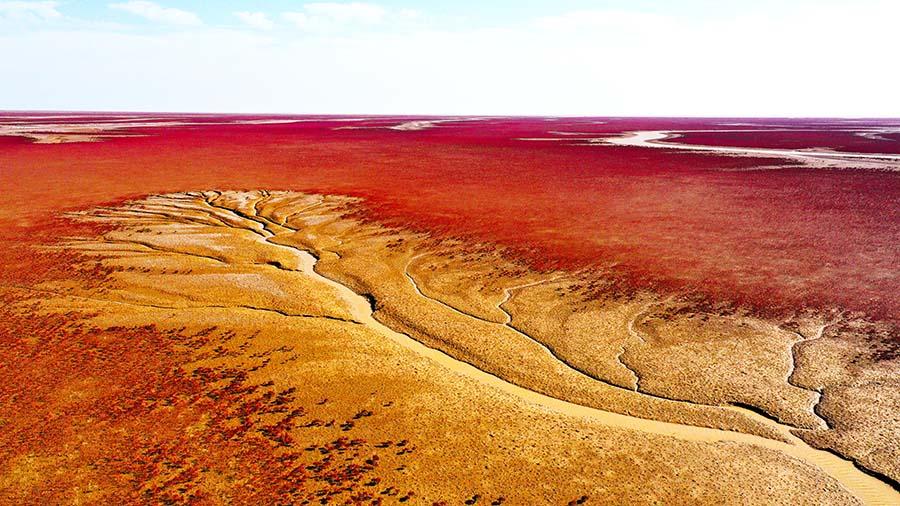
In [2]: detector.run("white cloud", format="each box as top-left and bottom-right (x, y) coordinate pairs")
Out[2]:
(284, 2), (386, 31)
(0, 1), (61, 22)
(281, 12), (310, 29)
(304, 2), (384, 24)
(535, 9), (672, 33)
(235, 11), (274, 31)
(397, 8), (421, 20)
(109, 1), (201, 26)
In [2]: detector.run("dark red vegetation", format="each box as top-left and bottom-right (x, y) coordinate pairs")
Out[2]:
(1, 114), (898, 324)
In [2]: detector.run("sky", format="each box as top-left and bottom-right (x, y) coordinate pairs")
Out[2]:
(1, 0), (897, 116)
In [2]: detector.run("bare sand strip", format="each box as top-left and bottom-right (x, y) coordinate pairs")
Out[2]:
(601, 130), (900, 169)
(0, 118), (374, 143)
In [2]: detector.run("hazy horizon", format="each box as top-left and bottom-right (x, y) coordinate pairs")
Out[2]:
(6, 110), (900, 121)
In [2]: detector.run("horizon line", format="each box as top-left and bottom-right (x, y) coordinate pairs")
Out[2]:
(3, 109), (900, 121)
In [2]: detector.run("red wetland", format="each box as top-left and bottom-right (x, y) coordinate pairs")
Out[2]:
(1, 113), (898, 323)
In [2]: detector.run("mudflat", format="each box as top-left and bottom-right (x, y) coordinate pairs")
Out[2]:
(2, 190), (896, 504)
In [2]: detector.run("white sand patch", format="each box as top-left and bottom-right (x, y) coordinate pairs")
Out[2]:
(336, 117), (492, 132)
(388, 120), (446, 131)
(0, 117), (377, 144)
(598, 130), (900, 170)
(231, 118), (373, 125)
(547, 131), (602, 136)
